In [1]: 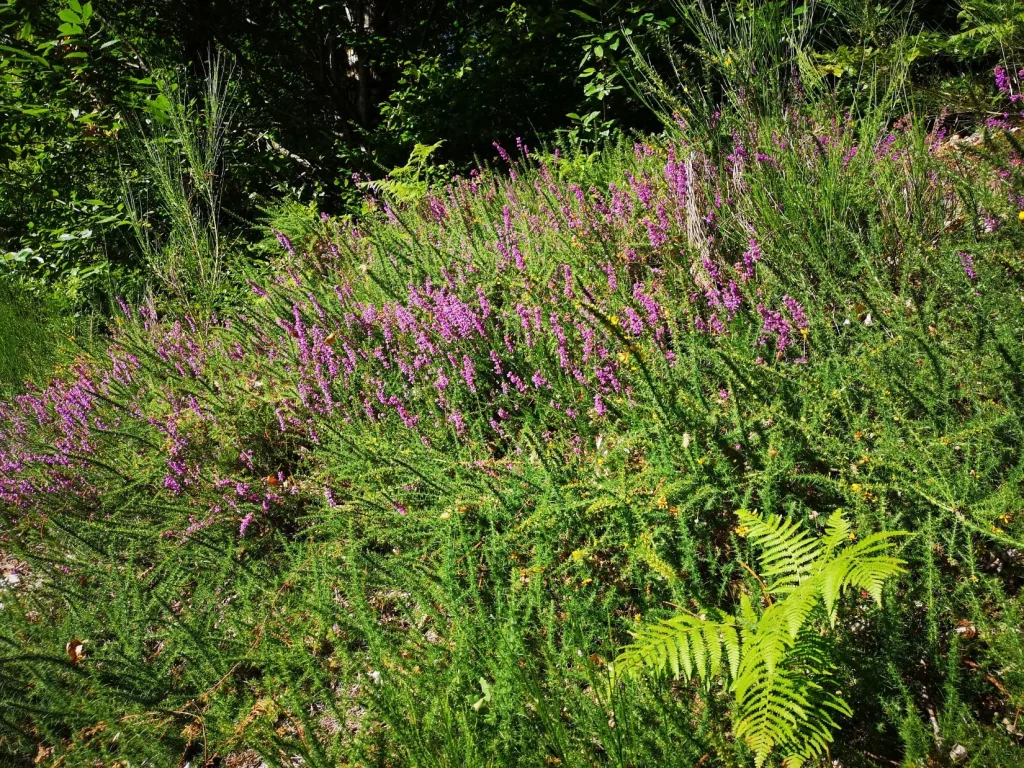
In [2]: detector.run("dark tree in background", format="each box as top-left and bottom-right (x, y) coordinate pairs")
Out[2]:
(134, 0), (663, 184)
(2, 0), (995, 308)
(1, 0), (671, 300)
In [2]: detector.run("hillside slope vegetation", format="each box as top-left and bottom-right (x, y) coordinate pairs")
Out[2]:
(3, 102), (1024, 766)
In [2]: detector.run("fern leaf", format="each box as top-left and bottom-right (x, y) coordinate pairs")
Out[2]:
(614, 618), (729, 684)
(738, 591), (758, 628)
(737, 662), (847, 768)
(750, 603), (794, 677)
(614, 614), (736, 684)
(704, 620), (723, 678)
(822, 531), (906, 617)
(690, 619), (707, 678)
(777, 580), (821, 638)
(735, 669), (810, 767)
(820, 509), (851, 556)
(614, 509), (905, 768)
(739, 509), (821, 590)
(721, 622), (741, 679)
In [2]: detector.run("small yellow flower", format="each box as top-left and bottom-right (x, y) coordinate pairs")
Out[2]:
(609, 315), (619, 326)
(1018, 210), (1024, 221)
(735, 524), (749, 537)
(656, 496), (668, 509)
(851, 483), (863, 493)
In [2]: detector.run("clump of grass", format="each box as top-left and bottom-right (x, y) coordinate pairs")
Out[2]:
(123, 56), (236, 311)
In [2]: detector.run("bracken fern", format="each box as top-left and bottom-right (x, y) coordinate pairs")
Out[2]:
(614, 509), (908, 767)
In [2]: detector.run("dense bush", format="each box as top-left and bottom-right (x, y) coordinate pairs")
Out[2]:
(3, 65), (1024, 764)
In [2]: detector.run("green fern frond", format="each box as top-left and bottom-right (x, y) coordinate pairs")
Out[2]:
(820, 531), (907, 621)
(614, 509), (905, 768)
(738, 509), (820, 593)
(737, 631), (851, 768)
(820, 510), (852, 557)
(614, 612), (739, 684)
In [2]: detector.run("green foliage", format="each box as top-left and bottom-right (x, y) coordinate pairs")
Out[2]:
(8, 0), (1024, 312)
(8, 4), (1024, 768)
(0, 0), (146, 303)
(4, 99), (1024, 764)
(950, 0), (1024, 57)
(357, 140), (449, 205)
(3, 1), (657, 309)
(0, 284), (67, 396)
(615, 509), (907, 766)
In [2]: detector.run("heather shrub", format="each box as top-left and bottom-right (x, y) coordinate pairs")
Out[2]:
(3, 91), (1024, 767)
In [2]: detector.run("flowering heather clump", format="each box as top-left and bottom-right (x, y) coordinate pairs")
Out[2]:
(3, 105), (1024, 767)
(960, 250), (978, 282)
(996, 65), (1010, 94)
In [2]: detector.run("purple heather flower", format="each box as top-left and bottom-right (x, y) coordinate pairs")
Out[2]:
(722, 280), (742, 318)
(959, 251), (978, 282)
(493, 141), (512, 164)
(996, 65), (1010, 94)
(274, 230), (296, 257)
(561, 264), (574, 298)
(622, 307), (645, 336)
(645, 219), (668, 250)
(633, 282), (662, 328)
(602, 261), (618, 292)
(239, 513), (254, 537)
(782, 295), (809, 328)
(756, 303), (794, 353)
(738, 238), (762, 282)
